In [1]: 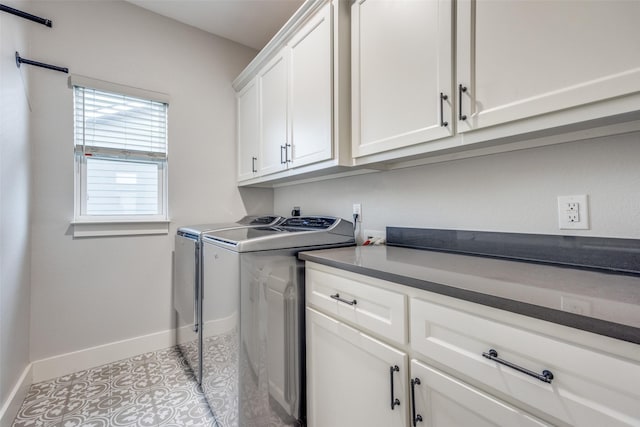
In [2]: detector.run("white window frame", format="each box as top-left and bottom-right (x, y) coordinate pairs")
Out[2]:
(70, 75), (171, 237)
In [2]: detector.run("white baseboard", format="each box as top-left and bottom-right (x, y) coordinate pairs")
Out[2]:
(31, 317), (237, 384)
(0, 363), (32, 427)
(32, 328), (175, 383)
(203, 313), (237, 338)
(176, 314), (238, 345)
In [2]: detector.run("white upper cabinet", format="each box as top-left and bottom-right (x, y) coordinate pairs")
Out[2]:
(234, 0), (351, 186)
(352, 0), (453, 157)
(238, 0), (640, 180)
(289, 3), (333, 167)
(352, 0), (640, 165)
(259, 50), (289, 176)
(236, 78), (260, 181)
(456, 0), (640, 133)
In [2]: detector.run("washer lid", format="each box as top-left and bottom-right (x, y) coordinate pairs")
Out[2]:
(202, 216), (355, 252)
(177, 215), (284, 236)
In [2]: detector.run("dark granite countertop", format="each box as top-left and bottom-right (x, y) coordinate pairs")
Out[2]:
(299, 246), (640, 345)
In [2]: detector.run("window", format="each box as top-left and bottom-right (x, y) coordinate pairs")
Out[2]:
(72, 76), (169, 235)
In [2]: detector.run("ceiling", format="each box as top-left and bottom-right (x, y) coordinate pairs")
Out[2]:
(127, 0), (305, 51)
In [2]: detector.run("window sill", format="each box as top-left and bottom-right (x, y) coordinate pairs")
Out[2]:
(71, 219), (171, 238)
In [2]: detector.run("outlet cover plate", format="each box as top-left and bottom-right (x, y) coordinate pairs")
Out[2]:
(558, 195), (589, 229)
(352, 203), (362, 221)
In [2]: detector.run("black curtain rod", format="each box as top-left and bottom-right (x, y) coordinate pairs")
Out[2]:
(0, 3), (52, 27)
(16, 52), (68, 74)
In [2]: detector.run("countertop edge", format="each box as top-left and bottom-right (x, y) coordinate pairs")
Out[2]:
(299, 251), (640, 345)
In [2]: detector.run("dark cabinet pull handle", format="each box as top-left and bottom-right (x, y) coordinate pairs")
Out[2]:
(482, 349), (554, 383)
(286, 143), (292, 163)
(410, 378), (423, 426)
(390, 365), (400, 410)
(280, 145), (286, 164)
(251, 156), (257, 173)
(458, 84), (468, 121)
(330, 293), (357, 306)
(439, 93), (448, 127)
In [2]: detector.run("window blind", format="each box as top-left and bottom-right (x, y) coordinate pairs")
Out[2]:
(74, 86), (168, 160)
(73, 83), (168, 218)
(85, 158), (159, 215)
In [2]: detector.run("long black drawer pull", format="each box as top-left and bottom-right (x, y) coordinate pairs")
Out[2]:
(482, 349), (554, 383)
(439, 92), (448, 127)
(410, 378), (423, 426)
(390, 365), (400, 410)
(330, 293), (357, 306)
(458, 84), (468, 121)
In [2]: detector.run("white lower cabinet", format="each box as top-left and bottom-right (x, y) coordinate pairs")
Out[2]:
(306, 266), (407, 345)
(410, 297), (640, 427)
(410, 359), (549, 427)
(306, 307), (408, 427)
(305, 262), (640, 427)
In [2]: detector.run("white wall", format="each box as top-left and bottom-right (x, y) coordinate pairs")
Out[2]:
(275, 131), (640, 239)
(0, 0), (32, 421)
(27, 0), (272, 361)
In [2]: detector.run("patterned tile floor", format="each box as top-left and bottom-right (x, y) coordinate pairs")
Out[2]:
(12, 346), (218, 427)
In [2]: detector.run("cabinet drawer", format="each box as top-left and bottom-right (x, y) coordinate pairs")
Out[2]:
(410, 298), (640, 426)
(306, 267), (407, 344)
(410, 359), (549, 427)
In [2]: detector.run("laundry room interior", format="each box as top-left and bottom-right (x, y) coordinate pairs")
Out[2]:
(2, 0), (640, 426)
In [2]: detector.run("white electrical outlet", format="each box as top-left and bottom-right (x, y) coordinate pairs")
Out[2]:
(557, 195), (589, 229)
(352, 203), (362, 221)
(567, 211), (580, 223)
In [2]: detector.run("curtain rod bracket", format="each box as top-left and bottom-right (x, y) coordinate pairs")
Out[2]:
(15, 52), (69, 74)
(0, 4), (52, 27)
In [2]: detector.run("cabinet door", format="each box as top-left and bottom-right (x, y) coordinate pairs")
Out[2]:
(237, 78), (260, 181)
(259, 50), (289, 175)
(307, 307), (408, 427)
(410, 360), (549, 427)
(457, 0), (640, 133)
(289, 3), (333, 167)
(352, 0), (453, 158)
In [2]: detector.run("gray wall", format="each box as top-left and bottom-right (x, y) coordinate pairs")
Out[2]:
(0, 0), (32, 419)
(27, 0), (272, 361)
(275, 131), (640, 240)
